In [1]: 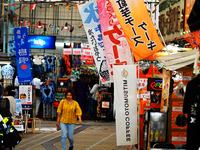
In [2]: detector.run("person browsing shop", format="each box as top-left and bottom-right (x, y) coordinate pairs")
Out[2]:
(56, 90), (82, 150)
(32, 74), (43, 117)
(3, 86), (16, 121)
(89, 80), (99, 120)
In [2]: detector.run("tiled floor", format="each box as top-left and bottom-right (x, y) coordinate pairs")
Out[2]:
(15, 120), (137, 150)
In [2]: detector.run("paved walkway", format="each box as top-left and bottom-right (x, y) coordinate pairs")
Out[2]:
(15, 120), (137, 150)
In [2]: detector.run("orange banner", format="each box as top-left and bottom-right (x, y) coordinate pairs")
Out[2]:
(109, 0), (164, 61)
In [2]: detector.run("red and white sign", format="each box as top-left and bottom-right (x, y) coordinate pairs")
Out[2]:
(63, 48), (72, 55)
(82, 49), (92, 56)
(102, 101), (109, 108)
(73, 48), (81, 55)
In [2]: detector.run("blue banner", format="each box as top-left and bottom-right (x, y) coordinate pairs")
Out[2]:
(14, 27), (32, 83)
(29, 36), (55, 49)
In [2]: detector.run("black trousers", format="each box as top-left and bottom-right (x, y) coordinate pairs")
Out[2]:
(92, 99), (97, 119)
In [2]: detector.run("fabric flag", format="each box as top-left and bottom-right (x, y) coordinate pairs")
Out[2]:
(78, 0), (110, 83)
(14, 27), (33, 83)
(48, 4), (54, 8)
(23, 20), (26, 26)
(21, 4), (26, 10)
(30, 4), (36, 10)
(11, 4), (16, 7)
(113, 65), (137, 146)
(97, 0), (133, 82)
(109, 0), (163, 61)
(75, 4), (80, 9)
(48, 24), (51, 30)
(52, 25), (56, 31)
(67, 4), (72, 8)
(28, 21), (31, 27)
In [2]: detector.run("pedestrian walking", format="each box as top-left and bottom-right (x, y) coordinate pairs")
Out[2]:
(56, 90), (82, 150)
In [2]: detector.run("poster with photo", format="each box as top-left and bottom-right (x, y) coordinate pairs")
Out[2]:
(172, 71), (192, 99)
(19, 85), (32, 105)
(15, 99), (23, 117)
(172, 101), (187, 129)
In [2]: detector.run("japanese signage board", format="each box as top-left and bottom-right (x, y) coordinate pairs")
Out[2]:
(78, 0), (110, 83)
(171, 132), (187, 147)
(73, 48), (81, 55)
(109, 0), (163, 61)
(159, 0), (185, 41)
(19, 85), (32, 105)
(161, 70), (170, 113)
(63, 48), (72, 55)
(81, 43), (94, 65)
(97, 0), (133, 82)
(14, 27), (32, 83)
(114, 65), (137, 146)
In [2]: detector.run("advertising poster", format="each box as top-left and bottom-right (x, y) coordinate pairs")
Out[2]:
(14, 27), (32, 83)
(172, 71), (192, 99)
(81, 43), (94, 65)
(15, 99), (23, 117)
(114, 65), (137, 146)
(161, 70), (170, 113)
(171, 132), (187, 147)
(19, 85), (32, 105)
(78, 0), (110, 83)
(172, 101), (188, 129)
(97, 0), (133, 82)
(109, 0), (163, 61)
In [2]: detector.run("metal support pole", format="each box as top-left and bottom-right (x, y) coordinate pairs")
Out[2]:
(3, 0), (7, 53)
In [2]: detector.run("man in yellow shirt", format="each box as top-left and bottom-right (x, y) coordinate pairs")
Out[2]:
(56, 90), (82, 150)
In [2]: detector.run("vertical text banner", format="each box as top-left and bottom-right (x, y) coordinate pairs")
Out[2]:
(161, 70), (170, 113)
(14, 27), (32, 83)
(109, 0), (164, 61)
(113, 65), (137, 146)
(97, 0), (133, 82)
(78, 0), (110, 83)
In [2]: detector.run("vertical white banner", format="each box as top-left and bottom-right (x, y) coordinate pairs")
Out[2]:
(78, 0), (110, 84)
(113, 65), (137, 146)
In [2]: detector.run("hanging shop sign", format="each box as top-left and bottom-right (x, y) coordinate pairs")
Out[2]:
(19, 85), (32, 105)
(28, 35), (56, 49)
(78, 0), (110, 83)
(109, 0), (163, 61)
(113, 65), (137, 146)
(147, 78), (162, 91)
(63, 48), (72, 55)
(97, 0), (133, 82)
(14, 27), (32, 83)
(161, 70), (170, 113)
(72, 48), (81, 55)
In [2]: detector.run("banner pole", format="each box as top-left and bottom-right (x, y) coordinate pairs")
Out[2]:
(137, 62), (140, 150)
(144, 0), (170, 55)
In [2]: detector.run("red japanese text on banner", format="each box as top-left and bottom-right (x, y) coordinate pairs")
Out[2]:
(97, 0), (133, 82)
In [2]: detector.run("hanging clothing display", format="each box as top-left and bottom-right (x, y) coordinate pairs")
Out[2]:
(11, 56), (17, 69)
(62, 55), (72, 76)
(41, 81), (55, 103)
(55, 57), (62, 77)
(44, 55), (56, 72)
(8, 37), (16, 56)
(1, 64), (15, 79)
(32, 65), (44, 79)
(33, 55), (44, 65)
(183, 75), (200, 150)
(72, 42), (81, 69)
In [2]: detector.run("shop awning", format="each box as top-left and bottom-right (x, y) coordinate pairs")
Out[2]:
(156, 49), (197, 70)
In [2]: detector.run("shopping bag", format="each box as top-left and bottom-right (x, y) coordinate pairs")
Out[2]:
(3, 126), (22, 147)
